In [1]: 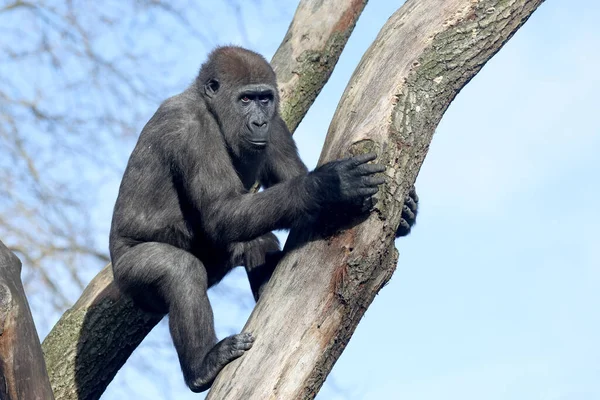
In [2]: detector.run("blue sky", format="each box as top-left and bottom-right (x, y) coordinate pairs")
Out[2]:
(89, 1), (600, 399)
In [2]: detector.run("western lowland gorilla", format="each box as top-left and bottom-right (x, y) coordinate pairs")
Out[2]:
(109, 46), (418, 392)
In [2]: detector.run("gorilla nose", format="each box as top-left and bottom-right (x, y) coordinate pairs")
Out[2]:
(252, 120), (267, 128)
(249, 120), (269, 136)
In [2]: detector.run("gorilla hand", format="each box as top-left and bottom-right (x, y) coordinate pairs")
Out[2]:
(309, 152), (386, 210)
(396, 185), (418, 237)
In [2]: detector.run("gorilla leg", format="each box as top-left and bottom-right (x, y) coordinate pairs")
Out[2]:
(112, 242), (254, 393)
(243, 232), (282, 301)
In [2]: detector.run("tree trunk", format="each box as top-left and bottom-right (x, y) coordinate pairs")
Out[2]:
(41, 1), (367, 398)
(206, 0), (545, 398)
(0, 240), (54, 400)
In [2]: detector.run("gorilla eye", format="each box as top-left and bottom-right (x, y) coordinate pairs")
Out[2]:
(259, 96), (271, 105)
(240, 96), (251, 104)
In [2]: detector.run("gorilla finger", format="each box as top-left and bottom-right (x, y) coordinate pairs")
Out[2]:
(240, 332), (255, 342)
(356, 187), (378, 197)
(361, 198), (372, 213)
(236, 342), (253, 351)
(346, 152), (378, 168)
(409, 186), (419, 203)
(396, 218), (411, 236)
(402, 204), (415, 222)
(361, 196), (378, 212)
(231, 349), (246, 358)
(362, 176), (386, 187)
(232, 335), (254, 350)
(354, 163), (386, 176)
(404, 195), (418, 212)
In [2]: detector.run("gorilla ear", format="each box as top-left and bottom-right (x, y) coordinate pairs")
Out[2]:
(205, 79), (220, 98)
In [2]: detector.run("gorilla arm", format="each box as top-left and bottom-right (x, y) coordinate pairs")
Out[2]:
(172, 120), (385, 246)
(257, 116), (419, 239)
(202, 174), (321, 244)
(259, 117), (419, 238)
(242, 118), (310, 300)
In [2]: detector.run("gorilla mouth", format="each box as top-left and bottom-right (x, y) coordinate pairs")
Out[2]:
(248, 140), (268, 148)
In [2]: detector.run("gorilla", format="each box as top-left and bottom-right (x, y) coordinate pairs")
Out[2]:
(109, 46), (418, 392)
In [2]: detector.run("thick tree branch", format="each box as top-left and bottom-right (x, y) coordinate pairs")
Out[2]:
(41, 1), (367, 398)
(42, 265), (162, 400)
(207, 0), (545, 398)
(0, 240), (54, 400)
(273, 0), (367, 132)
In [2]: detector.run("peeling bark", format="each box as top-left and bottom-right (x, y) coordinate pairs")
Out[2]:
(207, 0), (545, 398)
(41, 1), (367, 398)
(0, 240), (54, 400)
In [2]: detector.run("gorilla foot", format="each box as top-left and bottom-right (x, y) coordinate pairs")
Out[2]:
(188, 332), (255, 392)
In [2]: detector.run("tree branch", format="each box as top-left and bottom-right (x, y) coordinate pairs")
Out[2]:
(41, 1), (367, 398)
(0, 240), (54, 400)
(207, 0), (545, 398)
(273, 0), (367, 132)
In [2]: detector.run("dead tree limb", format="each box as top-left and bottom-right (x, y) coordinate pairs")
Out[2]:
(0, 240), (54, 400)
(41, 1), (367, 398)
(207, 0), (545, 398)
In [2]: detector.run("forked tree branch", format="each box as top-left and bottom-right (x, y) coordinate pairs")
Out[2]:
(207, 0), (545, 398)
(41, 1), (367, 398)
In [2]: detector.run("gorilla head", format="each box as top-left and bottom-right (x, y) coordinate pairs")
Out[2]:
(198, 46), (279, 156)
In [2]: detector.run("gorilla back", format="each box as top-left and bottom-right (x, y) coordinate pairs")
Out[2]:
(109, 46), (390, 392)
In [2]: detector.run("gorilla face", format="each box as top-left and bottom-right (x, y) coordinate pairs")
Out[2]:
(235, 83), (276, 150)
(204, 80), (277, 156)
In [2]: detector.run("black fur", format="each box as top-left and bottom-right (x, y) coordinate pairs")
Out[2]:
(396, 186), (419, 237)
(109, 46), (417, 392)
